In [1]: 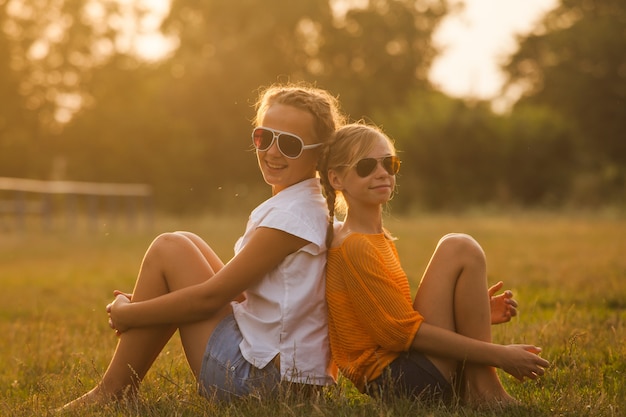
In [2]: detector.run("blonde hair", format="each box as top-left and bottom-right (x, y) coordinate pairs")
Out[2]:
(319, 123), (397, 248)
(254, 83), (346, 151)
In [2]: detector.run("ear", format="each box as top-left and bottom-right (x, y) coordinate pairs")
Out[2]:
(328, 169), (344, 191)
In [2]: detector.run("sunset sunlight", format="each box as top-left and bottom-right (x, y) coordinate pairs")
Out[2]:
(133, 0), (558, 104)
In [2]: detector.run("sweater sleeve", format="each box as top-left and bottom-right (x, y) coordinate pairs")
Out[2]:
(337, 235), (423, 352)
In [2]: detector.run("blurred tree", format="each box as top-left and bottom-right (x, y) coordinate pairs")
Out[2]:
(503, 0), (626, 174)
(12, 0), (598, 212)
(373, 91), (504, 210)
(150, 0), (340, 208)
(0, 0), (154, 177)
(0, 0), (36, 177)
(495, 104), (579, 206)
(150, 0), (449, 210)
(1, 0), (131, 134)
(316, 0), (448, 118)
(59, 56), (209, 212)
(373, 90), (578, 210)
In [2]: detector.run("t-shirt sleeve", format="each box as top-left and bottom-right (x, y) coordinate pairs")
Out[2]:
(256, 207), (325, 255)
(338, 236), (423, 352)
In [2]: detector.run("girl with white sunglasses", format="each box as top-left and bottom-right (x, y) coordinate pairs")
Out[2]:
(60, 83), (346, 410)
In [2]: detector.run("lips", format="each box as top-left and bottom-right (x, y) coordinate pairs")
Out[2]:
(265, 159), (287, 170)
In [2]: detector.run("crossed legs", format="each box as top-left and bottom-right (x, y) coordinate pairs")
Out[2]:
(60, 231), (232, 409)
(413, 233), (515, 407)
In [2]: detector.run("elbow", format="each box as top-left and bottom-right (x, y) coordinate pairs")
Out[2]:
(375, 332), (413, 352)
(194, 290), (229, 319)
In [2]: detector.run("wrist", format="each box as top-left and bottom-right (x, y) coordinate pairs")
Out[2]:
(491, 344), (508, 369)
(116, 298), (135, 328)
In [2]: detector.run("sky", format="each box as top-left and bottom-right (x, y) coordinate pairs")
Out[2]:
(135, 0), (559, 103)
(429, 0), (558, 101)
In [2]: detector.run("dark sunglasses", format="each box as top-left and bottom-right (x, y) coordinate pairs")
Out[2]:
(353, 156), (401, 177)
(252, 127), (322, 159)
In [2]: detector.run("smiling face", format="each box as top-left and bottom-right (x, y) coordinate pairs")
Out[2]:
(329, 132), (397, 210)
(255, 103), (320, 194)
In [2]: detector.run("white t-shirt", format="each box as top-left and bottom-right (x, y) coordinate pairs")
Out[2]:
(231, 178), (334, 385)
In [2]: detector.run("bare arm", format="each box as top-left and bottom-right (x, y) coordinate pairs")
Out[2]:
(411, 323), (549, 381)
(108, 227), (309, 332)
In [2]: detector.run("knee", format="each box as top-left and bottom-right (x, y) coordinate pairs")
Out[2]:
(437, 233), (486, 265)
(151, 231), (190, 252)
(173, 230), (200, 240)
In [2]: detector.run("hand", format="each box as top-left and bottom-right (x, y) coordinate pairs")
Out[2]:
(499, 345), (550, 381)
(106, 290), (132, 335)
(489, 281), (518, 324)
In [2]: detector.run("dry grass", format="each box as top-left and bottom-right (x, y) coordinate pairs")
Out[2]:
(1, 212), (624, 416)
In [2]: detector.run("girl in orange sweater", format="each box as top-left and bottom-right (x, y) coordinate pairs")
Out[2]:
(319, 123), (549, 407)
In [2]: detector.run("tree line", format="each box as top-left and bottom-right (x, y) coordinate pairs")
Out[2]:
(0, 0), (624, 213)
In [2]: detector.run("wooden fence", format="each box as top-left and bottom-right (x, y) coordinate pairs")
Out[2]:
(0, 177), (153, 232)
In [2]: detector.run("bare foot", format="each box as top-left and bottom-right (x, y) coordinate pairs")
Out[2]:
(470, 395), (520, 412)
(56, 385), (134, 413)
(462, 384), (519, 410)
(460, 366), (519, 409)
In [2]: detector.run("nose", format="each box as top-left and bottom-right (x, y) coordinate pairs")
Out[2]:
(373, 160), (388, 177)
(265, 137), (282, 157)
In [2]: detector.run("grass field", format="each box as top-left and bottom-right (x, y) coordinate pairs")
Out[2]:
(1, 212), (624, 416)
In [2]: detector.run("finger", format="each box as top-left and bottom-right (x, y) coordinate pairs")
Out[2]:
(538, 357), (551, 368)
(488, 281), (504, 296)
(524, 345), (542, 355)
(506, 297), (518, 307)
(113, 290), (132, 299)
(505, 302), (518, 315)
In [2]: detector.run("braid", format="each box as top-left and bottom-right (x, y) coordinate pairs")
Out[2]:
(318, 140), (337, 249)
(325, 194), (336, 249)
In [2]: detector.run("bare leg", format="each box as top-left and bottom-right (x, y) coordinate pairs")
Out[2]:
(413, 233), (515, 407)
(60, 232), (232, 409)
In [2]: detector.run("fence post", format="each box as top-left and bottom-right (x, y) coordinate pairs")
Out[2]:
(15, 191), (25, 231)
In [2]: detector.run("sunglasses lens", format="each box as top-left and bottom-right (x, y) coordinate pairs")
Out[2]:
(355, 158), (378, 177)
(252, 128), (274, 150)
(383, 156), (401, 175)
(277, 134), (303, 158)
(355, 156), (400, 177)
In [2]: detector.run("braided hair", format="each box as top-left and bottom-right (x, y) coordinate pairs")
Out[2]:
(318, 140), (340, 249)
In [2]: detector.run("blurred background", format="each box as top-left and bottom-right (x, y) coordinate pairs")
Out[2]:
(1, 0), (624, 218)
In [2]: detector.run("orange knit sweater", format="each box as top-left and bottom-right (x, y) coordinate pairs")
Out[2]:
(326, 233), (424, 391)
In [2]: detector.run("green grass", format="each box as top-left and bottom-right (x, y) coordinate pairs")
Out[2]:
(1, 212), (625, 416)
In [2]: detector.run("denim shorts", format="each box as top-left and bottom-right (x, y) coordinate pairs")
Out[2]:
(365, 351), (453, 403)
(198, 314), (281, 402)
